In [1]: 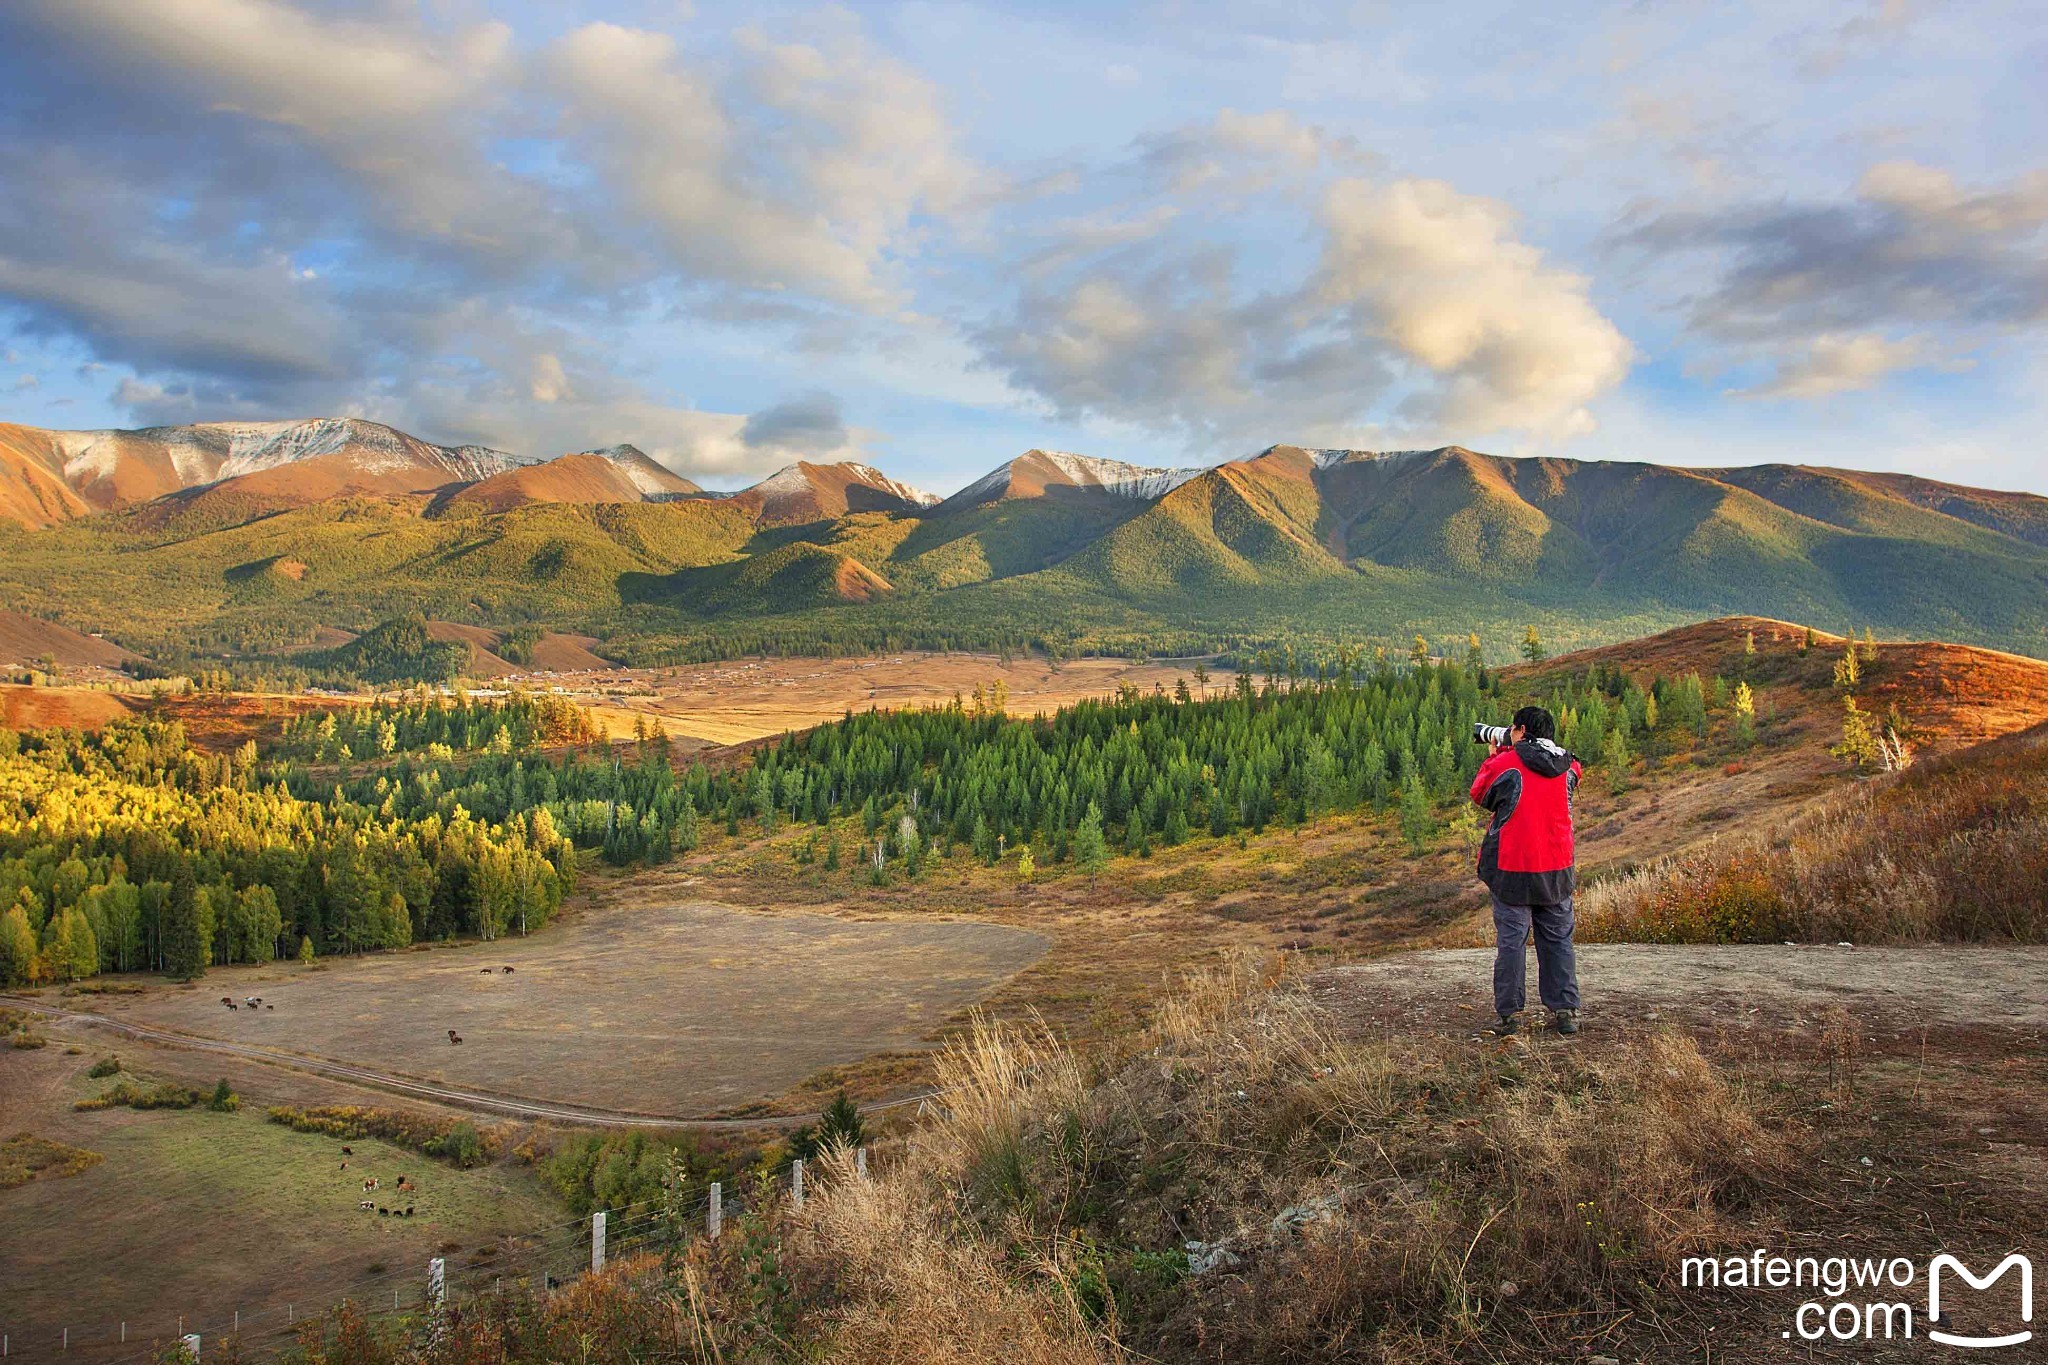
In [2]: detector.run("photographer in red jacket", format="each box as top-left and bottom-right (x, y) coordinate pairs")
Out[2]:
(1470, 705), (1582, 1036)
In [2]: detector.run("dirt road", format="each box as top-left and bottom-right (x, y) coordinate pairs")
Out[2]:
(1310, 943), (2048, 1032)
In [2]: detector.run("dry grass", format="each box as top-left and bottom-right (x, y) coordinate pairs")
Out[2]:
(700, 956), (1792, 1363)
(1582, 721), (2048, 944)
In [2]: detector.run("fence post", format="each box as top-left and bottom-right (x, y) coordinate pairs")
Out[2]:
(791, 1159), (804, 1209)
(591, 1210), (607, 1273)
(855, 1146), (868, 1178)
(428, 1257), (446, 1309)
(62, 1329), (67, 1352)
(708, 1182), (722, 1240)
(181, 1333), (201, 1362)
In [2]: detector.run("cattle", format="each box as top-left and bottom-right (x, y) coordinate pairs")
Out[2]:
(403, 1206), (414, 1217)
(378, 1207), (389, 1216)
(447, 1029), (464, 1045)
(358, 1200), (374, 1211)
(479, 968), (493, 975)
(266, 1004), (275, 1010)
(221, 998), (237, 1010)
(341, 1146), (353, 1156)
(501, 966), (514, 974)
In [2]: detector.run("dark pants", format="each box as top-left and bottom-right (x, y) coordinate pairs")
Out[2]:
(1491, 894), (1580, 1016)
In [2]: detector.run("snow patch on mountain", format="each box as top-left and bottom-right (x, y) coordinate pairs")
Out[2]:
(951, 450), (1204, 504)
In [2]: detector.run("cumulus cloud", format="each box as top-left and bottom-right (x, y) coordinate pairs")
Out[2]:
(978, 173), (1631, 448)
(1739, 333), (1936, 399)
(1622, 160), (2048, 396)
(740, 392), (852, 455)
(544, 17), (976, 307)
(1314, 178), (1633, 438)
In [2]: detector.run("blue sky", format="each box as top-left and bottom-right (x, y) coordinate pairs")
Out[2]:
(2, 0), (2044, 494)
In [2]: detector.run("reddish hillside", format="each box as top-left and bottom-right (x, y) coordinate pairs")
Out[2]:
(729, 462), (934, 525)
(525, 632), (613, 671)
(0, 612), (141, 668)
(438, 453), (648, 514)
(424, 621), (519, 677)
(1510, 616), (2048, 749)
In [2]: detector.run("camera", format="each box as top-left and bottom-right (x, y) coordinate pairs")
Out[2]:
(1472, 722), (1513, 746)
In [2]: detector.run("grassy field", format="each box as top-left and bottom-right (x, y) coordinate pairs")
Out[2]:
(0, 1043), (563, 1361)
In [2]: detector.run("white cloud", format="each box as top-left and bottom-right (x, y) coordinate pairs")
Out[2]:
(1739, 332), (1937, 399)
(979, 172), (1632, 448)
(544, 18), (978, 309)
(1315, 178), (1634, 438)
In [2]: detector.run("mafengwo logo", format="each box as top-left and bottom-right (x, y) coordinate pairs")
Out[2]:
(1680, 1249), (2033, 1347)
(1928, 1254), (2032, 1350)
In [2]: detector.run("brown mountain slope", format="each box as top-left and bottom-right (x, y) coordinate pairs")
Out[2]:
(729, 462), (935, 525)
(0, 611), (140, 668)
(437, 453), (649, 515)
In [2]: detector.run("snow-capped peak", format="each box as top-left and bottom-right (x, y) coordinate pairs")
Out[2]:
(949, 449), (1204, 505)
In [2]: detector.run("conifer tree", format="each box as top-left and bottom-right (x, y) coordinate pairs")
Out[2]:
(1074, 803), (1107, 882)
(1521, 626), (1547, 663)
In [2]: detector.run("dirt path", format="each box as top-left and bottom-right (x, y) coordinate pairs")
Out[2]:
(1309, 943), (2048, 1033)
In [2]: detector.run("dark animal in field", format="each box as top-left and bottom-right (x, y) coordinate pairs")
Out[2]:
(447, 1029), (463, 1045)
(501, 966), (514, 974)
(378, 1207), (388, 1216)
(479, 968), (493, 975)
(222, 999), (237, 1010)
(266, 1004), (274, 1009)
(545, 1276), (560, 1290)
(341, 1146), (353, 1156)
(404, 1206), (414, 1217)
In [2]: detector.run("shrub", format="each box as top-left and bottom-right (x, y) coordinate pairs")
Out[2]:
(76, 1080), (202, 1111)
(86, 1055), (122, 1078)
(264, 1104), (505, 1167)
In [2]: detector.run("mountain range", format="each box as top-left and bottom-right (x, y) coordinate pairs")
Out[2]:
(1, 417), (2045, 665)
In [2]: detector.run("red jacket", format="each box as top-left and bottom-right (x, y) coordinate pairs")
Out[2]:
(1470, 739), (1581, 905)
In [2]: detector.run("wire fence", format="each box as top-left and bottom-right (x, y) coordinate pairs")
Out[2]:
(0, 1161), (833, 1363)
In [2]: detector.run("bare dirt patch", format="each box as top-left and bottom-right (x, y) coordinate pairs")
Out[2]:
(1308, 943), (2048, 1035)
(576, 651), (1209, 747)
(91, 903), (1046, 1116)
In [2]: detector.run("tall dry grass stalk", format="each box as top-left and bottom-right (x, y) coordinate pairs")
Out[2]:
(1582, 724), (2048, 944)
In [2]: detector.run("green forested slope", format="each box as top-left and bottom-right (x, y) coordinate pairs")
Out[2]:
(2, 445), (2045, 666)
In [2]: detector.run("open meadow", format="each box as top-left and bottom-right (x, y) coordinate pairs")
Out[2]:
(66, 905), (1046, 1118)
(0, 1035), (563, 1361)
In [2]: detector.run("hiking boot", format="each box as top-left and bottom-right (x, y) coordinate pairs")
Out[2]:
(1487, 1012), (1520, 1037)
(1551, 1009), (1580, 1036)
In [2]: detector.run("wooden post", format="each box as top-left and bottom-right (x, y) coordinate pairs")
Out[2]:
(791, 1159), (804, 1209)
(708, 1182), (722, 1240)
(428, 1258), (446, 1309)
(591, 1210), (607, 1272)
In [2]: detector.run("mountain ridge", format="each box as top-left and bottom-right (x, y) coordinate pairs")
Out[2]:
(3, 416), (2047, 663)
